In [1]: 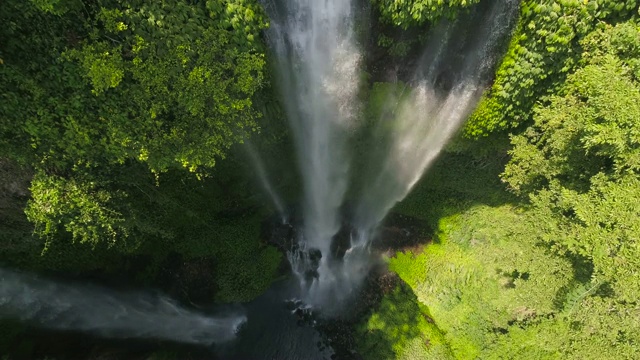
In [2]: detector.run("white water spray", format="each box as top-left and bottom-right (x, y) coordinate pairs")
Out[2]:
(268, 0), (360, 257)
(264, 0), (362, 307)
(354, 0), (519, 231)
(0, 268), (245, 345)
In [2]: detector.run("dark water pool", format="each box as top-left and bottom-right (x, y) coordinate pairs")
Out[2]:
(0, 274), (338, 360)
(215, 279), (334, 360)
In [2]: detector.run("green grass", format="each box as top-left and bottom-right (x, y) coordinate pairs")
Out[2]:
(382, 147), (575, 359)
(356, 283), (454, 360)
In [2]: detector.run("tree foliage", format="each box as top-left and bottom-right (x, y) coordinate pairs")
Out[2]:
(503, 22), (640, 296)
(465, 0), (639, 136)
(0, 0), (268, 246)
(372, 0), (481, 28)
(25, 171), (128, 248)
(496, 21), (640, 357)
(1, 0), (267, 174)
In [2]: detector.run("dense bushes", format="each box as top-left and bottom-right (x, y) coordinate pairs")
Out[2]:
(0, 0), (284, 309)
(356, 283), (452, 360)
(465, 0), (639, 136)
(372, 0), (481, 27)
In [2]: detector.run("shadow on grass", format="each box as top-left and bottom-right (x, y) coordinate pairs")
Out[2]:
(393, 137), (521, 233)
(355, 279), (449, 360)
(351, 138), (521, 359)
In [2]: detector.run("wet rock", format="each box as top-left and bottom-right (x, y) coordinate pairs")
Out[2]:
(330, 224), (355, 259)
(302, 247), (322, 282)
(262, 219), (297, 252)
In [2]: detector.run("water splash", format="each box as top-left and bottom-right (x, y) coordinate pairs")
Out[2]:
(0, 268), (245, 345)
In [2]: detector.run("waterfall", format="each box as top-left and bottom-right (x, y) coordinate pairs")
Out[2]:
(0, 268), (245, 345)
(264, 0), (363, 309)
(264, 0), (518, 312)
(267, 0), (360, 257)
(353, 0), (519, 232)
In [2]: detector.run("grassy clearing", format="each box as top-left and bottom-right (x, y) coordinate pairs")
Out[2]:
(356, 282), (454, 360)
(379, 146), (579, 359)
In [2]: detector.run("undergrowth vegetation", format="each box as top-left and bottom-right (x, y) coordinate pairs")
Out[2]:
(356, 283), (453, 360)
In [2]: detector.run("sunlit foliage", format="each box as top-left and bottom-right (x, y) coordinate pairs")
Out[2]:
(372, 0), (481, 28)
(0, 0), (268, 246)
(465, 0), (639, 136)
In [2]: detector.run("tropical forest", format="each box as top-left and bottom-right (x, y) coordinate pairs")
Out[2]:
(1, 0), (639, 359)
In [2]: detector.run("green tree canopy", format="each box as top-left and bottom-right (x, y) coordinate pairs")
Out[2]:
(372, 0), (481, 28)
(501, 22), (640, 355)
(0, 0), (269, 247)
(1, 0), (267, 174)
(465, 0), (639, 137)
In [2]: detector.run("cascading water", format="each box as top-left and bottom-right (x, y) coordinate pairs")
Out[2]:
(353, 0), (519, 233)
(0, 268), (245, 345)
(264, 0), (518, 312)
(263, 0), (363, 309)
